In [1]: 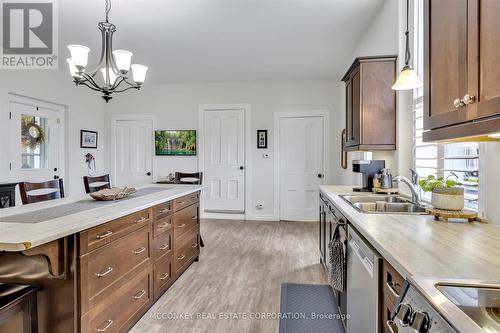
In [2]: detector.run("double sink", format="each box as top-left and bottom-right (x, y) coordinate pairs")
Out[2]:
(340, 194), (428, 215)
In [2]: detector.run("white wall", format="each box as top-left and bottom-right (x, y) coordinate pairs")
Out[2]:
(104, 79), (339, 220)
(0, 70), (107, 196)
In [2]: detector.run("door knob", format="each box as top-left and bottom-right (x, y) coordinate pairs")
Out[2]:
(53, 167), (58, 172)
(239, 166), (244, 170)
(318, 174), (323, 178)
(53, 175), (60, 179)
(146, 172), (151, 176)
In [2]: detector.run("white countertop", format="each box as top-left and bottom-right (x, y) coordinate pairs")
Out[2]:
(320, 185), (500, 280)
(0, 184), (203, 252)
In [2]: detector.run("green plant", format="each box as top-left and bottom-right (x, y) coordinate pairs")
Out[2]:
(418, 175), (462, 193)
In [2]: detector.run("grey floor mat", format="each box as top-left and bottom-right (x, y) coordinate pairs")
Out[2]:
(279, 283), (346, 333)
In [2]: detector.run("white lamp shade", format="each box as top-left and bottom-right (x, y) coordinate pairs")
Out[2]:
(112, 50), (133, 72)
(100, 68), (118, 86)
(67, 44), (90, 68)
(131, 64), (148, 84)
(66, 58), (81, 78)
(392, 66), (423, 90)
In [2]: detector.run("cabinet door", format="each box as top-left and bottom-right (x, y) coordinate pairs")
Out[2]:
(424, 0), (469, 130)
(345, 69), (361, 147)
(466, 0), (500, 120)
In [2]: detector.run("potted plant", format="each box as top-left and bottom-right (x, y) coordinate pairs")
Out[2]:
(419, 175), (464, 211)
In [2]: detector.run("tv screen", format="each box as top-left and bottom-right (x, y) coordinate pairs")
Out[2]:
(155, 130), (197, 156)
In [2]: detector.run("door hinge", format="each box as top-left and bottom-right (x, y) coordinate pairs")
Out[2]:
(9, 112), (12, 119)
(57, 118), (60, 124)
(9, 162), (12, 170)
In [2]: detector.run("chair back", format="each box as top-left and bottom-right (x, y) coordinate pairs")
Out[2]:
(174, 172), (203, 185)
(83, 174), (111, 194)
(19, 179), (65, 205)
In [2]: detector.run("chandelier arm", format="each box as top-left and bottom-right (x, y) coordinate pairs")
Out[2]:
(108, 31), (121, 75)
(79, 72), (103, 90)
(111, 76), (126, 90)
(80, 81), (104, 92)
(85, 27), (107, 77)
(113, 85), (140, 93)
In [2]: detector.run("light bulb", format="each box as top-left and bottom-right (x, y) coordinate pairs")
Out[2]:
(67, 44), (90, 69)
(112, 50), (133, 73)
(131, 64), (148, 84)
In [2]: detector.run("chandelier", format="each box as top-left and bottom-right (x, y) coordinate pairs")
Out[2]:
(66, 0), (148, 102)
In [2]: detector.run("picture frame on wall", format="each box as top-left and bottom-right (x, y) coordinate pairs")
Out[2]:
(257, 130), (267, 149)
(80, 130), (98, 149)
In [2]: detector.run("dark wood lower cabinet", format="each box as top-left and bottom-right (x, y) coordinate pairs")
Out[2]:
(381, 260), (404, 332)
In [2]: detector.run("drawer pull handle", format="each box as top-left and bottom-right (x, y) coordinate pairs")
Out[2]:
(177, 201), (185, 205)
(134, 217), (147, 224)
(96, 231), (113, 239)
(133, 247), (146, 255)
(177, 254), (186, 260)
(133, 290), (146, 300)
(95, 267), (113, 278)
(177, 223), (186, 228)
(96, 319), (113, 332)
(159, 244), (169, 250)
(159, 222), (170, 229)
(386, 281), (400, 298)
(159, 273), (170, 280)
(191, 216), (197, 220)
(159, 208), (170, 214)
(191, 243), (198, 248)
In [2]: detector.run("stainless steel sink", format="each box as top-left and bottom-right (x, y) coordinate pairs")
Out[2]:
(340, 194), (428, 214)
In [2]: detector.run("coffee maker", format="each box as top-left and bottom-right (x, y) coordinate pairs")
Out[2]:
(352, 160), (385, 192)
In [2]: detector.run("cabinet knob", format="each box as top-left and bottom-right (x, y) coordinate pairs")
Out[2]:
(453, 98), (465, 108)
(462, 94), (475, 105)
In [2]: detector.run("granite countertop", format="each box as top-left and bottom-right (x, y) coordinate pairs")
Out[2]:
(320, 185), (500, 281)
(0, 184), (204, 252)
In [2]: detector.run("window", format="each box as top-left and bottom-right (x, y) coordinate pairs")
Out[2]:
(412, 0), (479, 210)
(21, 114), (49, 169)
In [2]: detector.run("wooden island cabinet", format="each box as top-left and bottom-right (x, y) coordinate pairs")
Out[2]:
(0, 188), (201, 333)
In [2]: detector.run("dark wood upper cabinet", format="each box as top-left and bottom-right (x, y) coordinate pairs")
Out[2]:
(342, 56), (397, 152)
(424, 0), (500, 141)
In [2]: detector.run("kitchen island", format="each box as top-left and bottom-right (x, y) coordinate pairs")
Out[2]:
(0, 184), (203, 333)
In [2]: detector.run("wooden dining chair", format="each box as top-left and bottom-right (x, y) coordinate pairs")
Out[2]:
(174, 172), (203, 185)
(18, 179), (65, 205)
(83, 174), (111, 194)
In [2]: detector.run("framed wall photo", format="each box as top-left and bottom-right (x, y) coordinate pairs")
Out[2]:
(80, 130), (98, 149)
(257, 130), (267, 149)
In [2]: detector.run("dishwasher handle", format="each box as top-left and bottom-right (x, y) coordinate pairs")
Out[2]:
(349, 237), (374, 277)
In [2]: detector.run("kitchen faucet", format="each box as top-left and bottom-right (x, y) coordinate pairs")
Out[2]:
(394, 174), (421, 204)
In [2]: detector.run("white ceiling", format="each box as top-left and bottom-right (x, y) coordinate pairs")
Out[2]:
(59, 0), (384, 84)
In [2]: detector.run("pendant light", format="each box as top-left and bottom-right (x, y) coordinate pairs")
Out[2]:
(392, 0), (423, 91)
(66, 0), (148, 102)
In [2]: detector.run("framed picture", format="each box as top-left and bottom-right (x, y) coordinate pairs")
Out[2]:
(257, 130), (267, 149)
(155, 130), (197, 156)
(80, 130), (98, 149)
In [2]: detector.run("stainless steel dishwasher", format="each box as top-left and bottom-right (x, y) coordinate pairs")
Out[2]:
(346, 225), (382, 333)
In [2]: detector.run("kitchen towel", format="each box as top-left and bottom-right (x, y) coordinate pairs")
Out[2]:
(328, 224), (346, 292)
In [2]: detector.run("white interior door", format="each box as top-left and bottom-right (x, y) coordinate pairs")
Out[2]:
(279, 116), (325, 221)
(203, 109), (245, 213)
(9, 100), (64, 183)
(113, 119), (153, 186)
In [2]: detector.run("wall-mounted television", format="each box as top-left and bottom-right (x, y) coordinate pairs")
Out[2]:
(155, 130), (197, 156)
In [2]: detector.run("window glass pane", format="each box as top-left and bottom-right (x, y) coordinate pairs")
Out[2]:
(21, 114), (49, 169)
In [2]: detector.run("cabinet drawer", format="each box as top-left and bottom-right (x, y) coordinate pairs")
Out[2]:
(382, 260), (404, 305)
(152, 229), (172, 261)
(83, 268), (152, 333)
(153, 215), (172, 238)
(154, 255), (173, 298)
(173, 193), (199, 212)
(81, 226), (151, 301)
(80, 209), (151, 254)
(173, 231), (199, 274)
(154, 201), (172, 220)
(173, 204), (199, 241)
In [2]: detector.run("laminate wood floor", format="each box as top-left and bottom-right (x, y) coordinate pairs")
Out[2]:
(130, 219), (326, 333)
